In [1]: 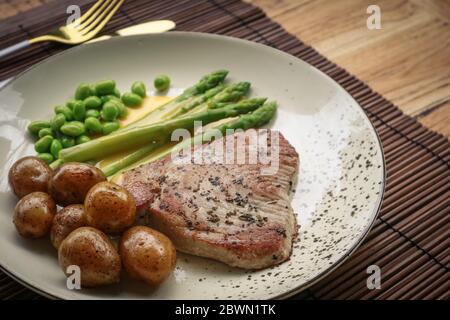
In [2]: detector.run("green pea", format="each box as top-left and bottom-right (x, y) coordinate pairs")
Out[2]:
(85, 117), (102, 134)
(73, 100), (86, 121)
(50, 139), (62, 158)
(51, 113), (66, 131)
(75, 83), (92, 100)
(95, 80), (116, 96)
(131, 81), (146, 98)
(102, 121), (120, 135)
(121, 92), (143, 107)
(35, 135), (53, 153)
(154, 75), (170, 91)
(60, 121), (85, 137)
(86, 109), (100, 118)
(27, 120), (50, 135)
(76, 135), (91, 145)
(38, 128), (53, 138)
(113, 88), (121, 98)
(60, 136), (75, 148)
(84, 96), (102, 110)
(102, 101), (119, 121)
(54, 105), (74, 121)
(37, 153), (54, 164)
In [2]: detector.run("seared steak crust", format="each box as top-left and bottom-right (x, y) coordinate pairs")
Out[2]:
(120, 130), (299, 269)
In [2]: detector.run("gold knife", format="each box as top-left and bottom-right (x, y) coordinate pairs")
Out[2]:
(87, 20), (176, 43)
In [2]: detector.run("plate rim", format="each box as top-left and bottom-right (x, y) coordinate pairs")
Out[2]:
(0, 31), (386, 300)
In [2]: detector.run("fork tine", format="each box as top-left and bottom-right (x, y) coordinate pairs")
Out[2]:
(67, 0), (107, 28)
(81, 0), (123, 36)
(76, 0), (114, 31)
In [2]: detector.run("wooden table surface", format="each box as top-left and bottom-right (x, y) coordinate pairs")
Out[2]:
(1, 0), (449, 138)
(246, 0), (450, 138)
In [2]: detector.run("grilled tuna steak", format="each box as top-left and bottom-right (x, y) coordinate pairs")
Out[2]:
(120, 130), (299, 269)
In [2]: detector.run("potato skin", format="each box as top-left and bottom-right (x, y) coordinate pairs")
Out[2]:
(50, 204), (87, 249)
(85, 182), (136, 234)
(9, 156), (52, 198)
(13, 192), (56, 238)
(48, 162), (106, 206)
(58, 227), (121, 287)
(119, 226), (176, 286)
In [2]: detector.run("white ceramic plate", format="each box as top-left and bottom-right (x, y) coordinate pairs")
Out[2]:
(0, 32), (384, 299)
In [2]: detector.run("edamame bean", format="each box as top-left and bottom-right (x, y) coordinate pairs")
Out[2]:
(95, 80), (116, 96)
(27, 120), (50, 135)
(85, 117), (102, 134)
(75, 83), (92, 100)
(54, 105), (74, 121)
(73, 100), (86, 121)
(89, 84), (97, 96)
(117, 103), (128, 119)
(154, 75), (170, 91)
(51, 113), (66, 131)
(60, 121), (85, 137)
(100, 95), (120, 105)
(35, 135), (53, 153)
(102, 121), (120, 135)
(66, 99), (78, 110)
(50, 139), (62, 158)
(102, 101), (119, 121)
(86, 109), (100, 118)
(121, 92), (143, 107)
(113, 88), (121, 98)
(76, 135), (91, 145)
(131, 81), (146, 98)
(107, 99), (127, 119)
(60, 136), (75, 148)
(84, 96), (102, 110)
(37, 153), (54, 164)
(38, 128), (53, 138)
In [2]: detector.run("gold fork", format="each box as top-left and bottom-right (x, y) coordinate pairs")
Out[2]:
(0, 0), (124, 59)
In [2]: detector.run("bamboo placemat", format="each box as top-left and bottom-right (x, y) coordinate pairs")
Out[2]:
(0, 0), (448, 300)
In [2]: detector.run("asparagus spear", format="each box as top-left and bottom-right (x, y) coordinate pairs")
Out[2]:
(166, 82), (251, 119)
(161, 84), (226, 120)
(120, 70), (229, 130)
(160, 101), (277, 158)
(102, 140), (166, 176)
(106, 101), (277, 177)
(60, 98), (267, 163)
(176, 69), (229, 102)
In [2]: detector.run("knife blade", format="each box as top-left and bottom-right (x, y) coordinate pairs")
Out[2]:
(87, 20), (176, 43)
(0, 20), (176, 87)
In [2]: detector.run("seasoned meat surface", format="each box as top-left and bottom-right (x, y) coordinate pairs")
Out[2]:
(120, 130), (299, 269)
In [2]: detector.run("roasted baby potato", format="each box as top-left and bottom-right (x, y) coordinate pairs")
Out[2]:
(119, 226), (176, 286)
(58, 227), (121, 287)
(50, 204), (87, 249)
(85, 181), (136, 234)
(8, 156), (52, 198)
(13, 192), (56, 238)
(48, 162), (106, 206)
